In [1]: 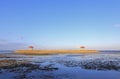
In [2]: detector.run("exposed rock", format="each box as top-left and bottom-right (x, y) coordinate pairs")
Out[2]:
(57, 57), (120, 71)
(0, 54), (11, 58)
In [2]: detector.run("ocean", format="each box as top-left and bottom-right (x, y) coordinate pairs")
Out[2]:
(0, 50), (14, 54)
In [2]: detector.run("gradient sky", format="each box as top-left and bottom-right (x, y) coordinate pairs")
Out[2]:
(0, 0), (120, 50)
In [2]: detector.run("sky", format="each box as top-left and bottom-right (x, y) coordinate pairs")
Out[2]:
(0, 0), (120, 50)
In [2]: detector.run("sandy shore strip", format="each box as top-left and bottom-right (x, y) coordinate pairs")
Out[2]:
(14, 50), (98, 55)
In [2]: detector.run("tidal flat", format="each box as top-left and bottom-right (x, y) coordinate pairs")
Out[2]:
(0, 52), (120, 79)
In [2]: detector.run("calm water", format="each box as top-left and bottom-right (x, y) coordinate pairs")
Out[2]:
(0, 50), (120, 79)
(0, 50), (14, 54)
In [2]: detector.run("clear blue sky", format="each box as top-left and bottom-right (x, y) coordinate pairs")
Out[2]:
(0, 0), (120, 50)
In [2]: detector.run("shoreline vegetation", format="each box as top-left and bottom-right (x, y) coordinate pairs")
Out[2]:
(14, 50), (98, 55)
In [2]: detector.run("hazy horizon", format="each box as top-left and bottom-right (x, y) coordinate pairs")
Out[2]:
(0, 0), (120, 50)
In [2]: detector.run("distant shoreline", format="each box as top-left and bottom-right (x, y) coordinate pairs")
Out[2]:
(14, 50), (98, 55)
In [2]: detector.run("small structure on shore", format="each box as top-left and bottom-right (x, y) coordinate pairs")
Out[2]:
(80, 46), (85, 49)
(29, 46), (34, 50)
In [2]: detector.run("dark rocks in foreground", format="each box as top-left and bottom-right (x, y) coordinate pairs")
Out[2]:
(0, 59), (58, 71)
(58, 60), (120, 71)
(0, 54), (11, 58)
(80, 60), (120, 71)
(0, 59), (58, 79)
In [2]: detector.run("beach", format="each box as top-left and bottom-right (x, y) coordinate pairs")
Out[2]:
(14, 50), (98, 55)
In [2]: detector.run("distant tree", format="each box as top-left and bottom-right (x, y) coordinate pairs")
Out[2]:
(80, 46), (85, 49)
(29, 46), (34, 50)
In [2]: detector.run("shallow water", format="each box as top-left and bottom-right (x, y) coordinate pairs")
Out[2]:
(0, 51), (120, 79)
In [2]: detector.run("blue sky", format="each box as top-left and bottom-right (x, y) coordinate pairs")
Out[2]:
(0, 0), (120, 50)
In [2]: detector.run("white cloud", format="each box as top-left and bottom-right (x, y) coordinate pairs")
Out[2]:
(113, 24), (120, 27)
